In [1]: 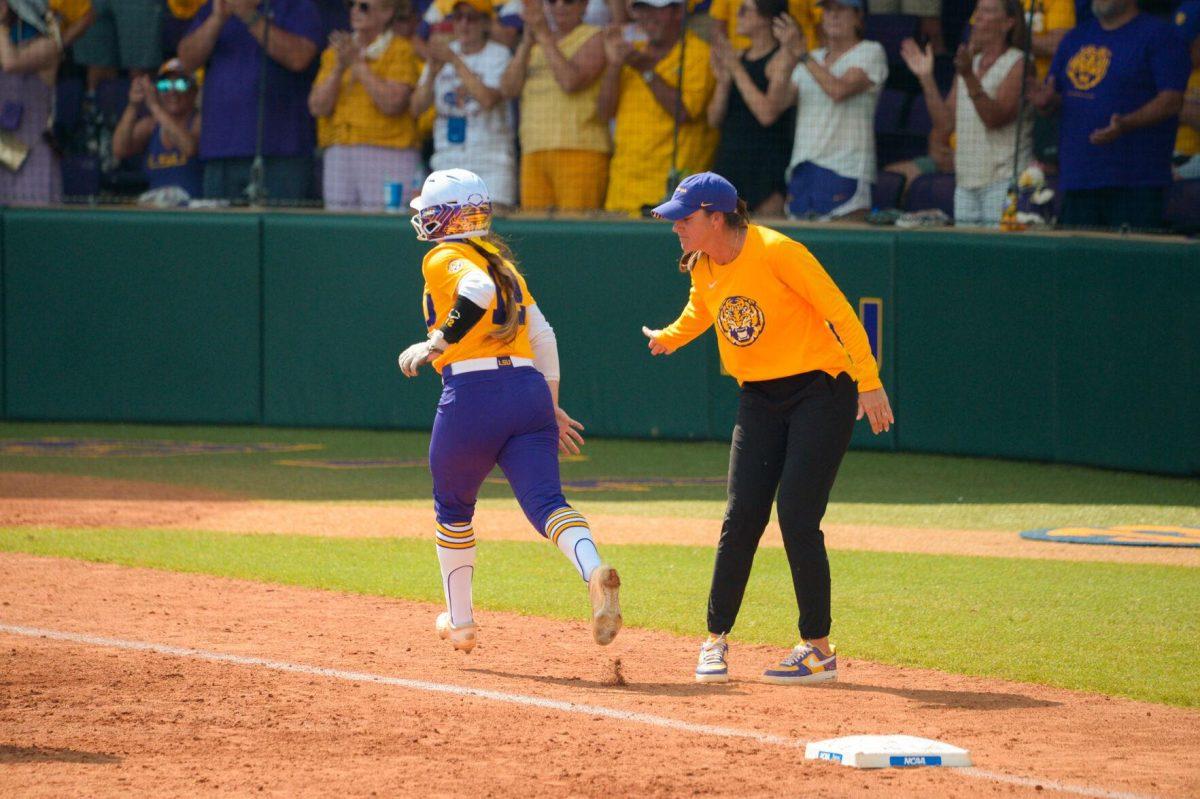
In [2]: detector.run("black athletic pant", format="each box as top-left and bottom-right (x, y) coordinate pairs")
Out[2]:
(707, 370), (858, 641)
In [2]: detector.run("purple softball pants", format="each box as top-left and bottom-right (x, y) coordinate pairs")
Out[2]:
(429, 365), (566, 534)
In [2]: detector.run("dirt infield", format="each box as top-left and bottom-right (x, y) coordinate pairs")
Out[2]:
(3, 474), (1199, 797)
(2, 554), (1198, 799)
(1, 472), (1197, 567)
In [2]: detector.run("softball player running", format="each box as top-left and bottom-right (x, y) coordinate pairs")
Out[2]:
(643, 172), (893, 684)
(397, 168), (622, 654)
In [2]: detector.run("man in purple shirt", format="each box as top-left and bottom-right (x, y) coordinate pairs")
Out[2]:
(178, 0), (323, 203)
(1029, 0), (1189, 230)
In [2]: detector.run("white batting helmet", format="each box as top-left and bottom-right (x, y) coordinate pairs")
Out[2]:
(410, 169), (493, 242)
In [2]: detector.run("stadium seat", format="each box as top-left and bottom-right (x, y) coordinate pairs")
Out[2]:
(904, 172), (955, 217)
(876, 91), (927, 168)
(875, 88), (907, 134)
(56, 76), (85, 133)
(905, 93), (932, 136)
(864, 14), (919, 64)
(872, 170), (906, 211)
(61, 153), (101, 199)
(1164, 178), (1200, 234)
(94, 77), (131, 124)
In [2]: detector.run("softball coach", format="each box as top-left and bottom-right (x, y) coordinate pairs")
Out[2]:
(643, 172), (893, 684)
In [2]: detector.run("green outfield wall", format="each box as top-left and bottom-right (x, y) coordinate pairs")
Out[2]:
(1, 208), (1196, 475)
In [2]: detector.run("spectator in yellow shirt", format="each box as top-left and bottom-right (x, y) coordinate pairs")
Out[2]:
(309, 0), (422, 211)
(1173, 0), (1200, 179)
(598, 0), (718, 214)
(500, 0), (610, 211)
(642, 172), (892, 685)
(1023, 0), (1074, 81)
(49, 0), (95, 46)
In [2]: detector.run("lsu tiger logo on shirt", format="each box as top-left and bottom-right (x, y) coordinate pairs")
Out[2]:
(717, 296), (765, 347)
(1066, 45), (1112, 91)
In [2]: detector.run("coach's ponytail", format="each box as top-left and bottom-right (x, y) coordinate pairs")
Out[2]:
(466, 234), (523, 345)
(721, 198), (751, 230)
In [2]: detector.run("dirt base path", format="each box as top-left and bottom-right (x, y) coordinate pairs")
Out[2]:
(1, 473), (1196, 567)
(1, 554), (1197, 799)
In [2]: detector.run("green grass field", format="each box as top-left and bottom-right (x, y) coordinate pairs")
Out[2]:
(1, 421), (1196, 529)
(0, 421), (1197, 706)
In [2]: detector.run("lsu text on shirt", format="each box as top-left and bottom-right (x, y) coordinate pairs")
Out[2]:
(1049, 13), (1190, 190)
(656, 225), (881, 390)
(421, 241), (535, 374)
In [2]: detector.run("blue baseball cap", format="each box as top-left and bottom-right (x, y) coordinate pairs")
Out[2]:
(1176, 1), (1200, 46)
(651, 172), (739, 220)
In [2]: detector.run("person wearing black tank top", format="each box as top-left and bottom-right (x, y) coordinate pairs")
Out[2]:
(707, 0), (796, 216)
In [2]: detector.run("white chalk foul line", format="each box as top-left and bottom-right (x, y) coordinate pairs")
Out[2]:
(0, 623), (798, 748)
(1, 623), (1162, 799)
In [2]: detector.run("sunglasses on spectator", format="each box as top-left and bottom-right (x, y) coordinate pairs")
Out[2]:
(155, 77), (193, 93)
(345, 0), (372, 11)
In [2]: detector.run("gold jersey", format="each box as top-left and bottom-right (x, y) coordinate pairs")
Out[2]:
(656, 225), (881, 390)
(420, 240), (535, 374)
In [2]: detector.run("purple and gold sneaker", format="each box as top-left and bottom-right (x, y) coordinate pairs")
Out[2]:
(695, 634), (730, 683)
(761, 641), (836, 685)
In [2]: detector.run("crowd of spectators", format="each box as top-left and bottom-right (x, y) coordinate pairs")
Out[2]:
(1, 0), (1198, 232)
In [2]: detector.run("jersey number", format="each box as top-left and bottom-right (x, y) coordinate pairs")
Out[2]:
(424, 292), (436, 329)
(488, 268), (527, 327)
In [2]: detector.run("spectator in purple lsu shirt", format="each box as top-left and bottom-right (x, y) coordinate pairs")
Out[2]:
(178, 0), (323, 202)
(1028, 0), (1189, 229)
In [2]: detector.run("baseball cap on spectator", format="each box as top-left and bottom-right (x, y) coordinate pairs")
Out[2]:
(157, 57), (201, 89)
(652, 172), (739, 220)
(435, 0), (495, 16)
(1175, 1), (1200, 46)
(158, 58), (193, 79)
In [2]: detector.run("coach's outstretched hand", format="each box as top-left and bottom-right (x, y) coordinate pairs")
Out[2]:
(857, 387), (895, 434)
(642, 326), (673, 356)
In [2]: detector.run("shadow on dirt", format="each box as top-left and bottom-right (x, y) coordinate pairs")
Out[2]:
(0, 744), (122, 764)
(461, 666), (750, 697)
(827, 681), (1061, 710)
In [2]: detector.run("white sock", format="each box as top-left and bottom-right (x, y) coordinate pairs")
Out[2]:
(435, 521), (475, 626)
(544, 507), (602, 582)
